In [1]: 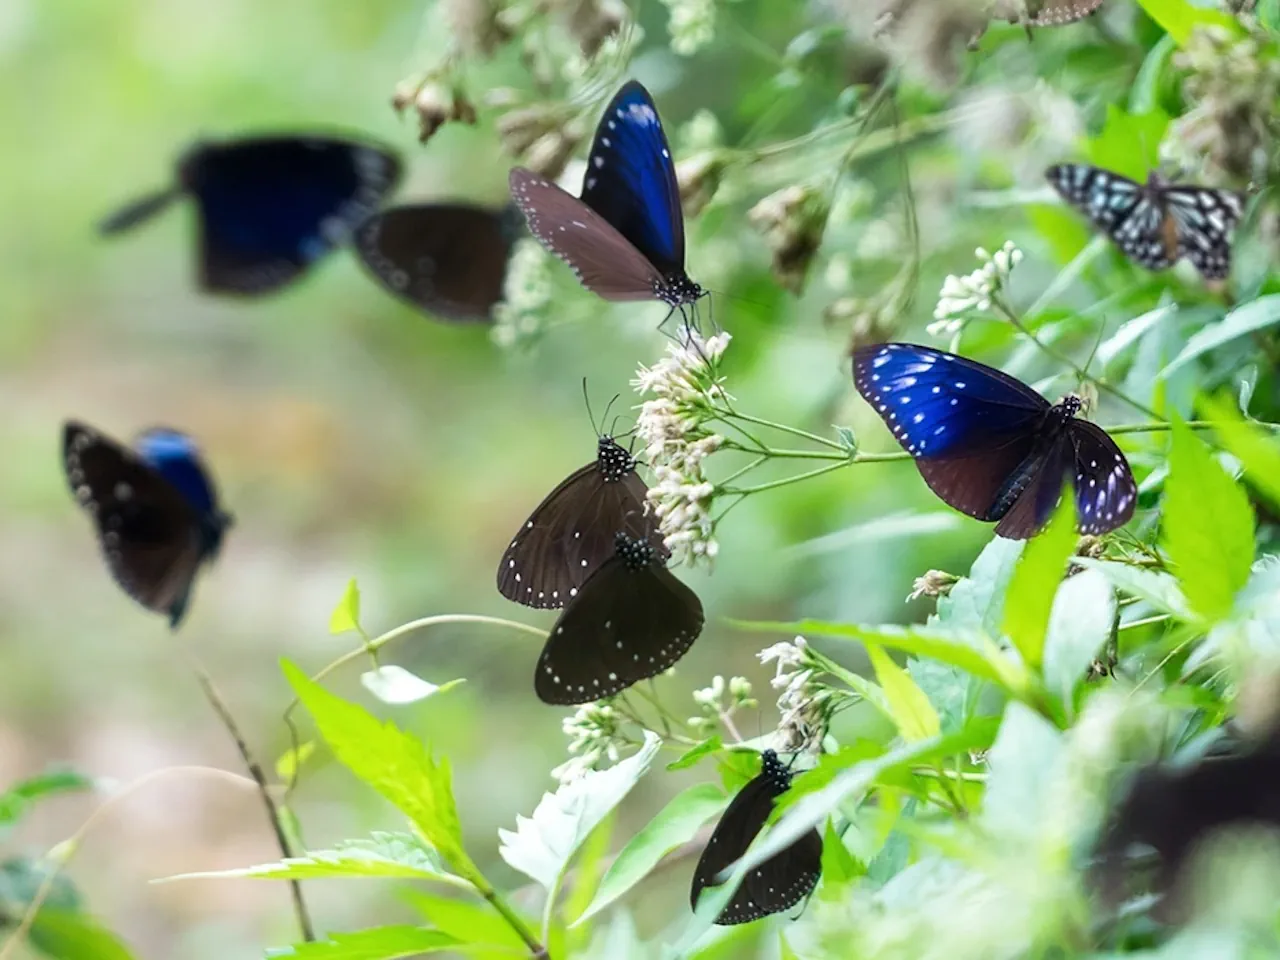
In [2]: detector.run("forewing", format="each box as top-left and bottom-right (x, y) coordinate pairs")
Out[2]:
(354, 204), (516, 321)
(63, 422), (204, 623)
(1067, 419), (1137, 535)
(534, 561), (702, 704)
(1046, 164), (1174, 270)
(915, 431), (1040, 523)
(577, 81), (686, 278)
(1163, 185), (1243, 280)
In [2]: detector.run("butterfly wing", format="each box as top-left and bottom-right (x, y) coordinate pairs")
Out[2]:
(534, 559), (702, 704)
(1024, 0), (1105, 23)
(578, 81), (686, 280)
(508, 168), (667, 301)
(354, 204), (518, 321)
(63, 422), (206, 626)
(1046, 164), (1175, 270)
(184, 136), (401, 295)
(1163, 184), (1244, 280)
(990, 429), (1075, 539)
(1067, 419), (1137, 535)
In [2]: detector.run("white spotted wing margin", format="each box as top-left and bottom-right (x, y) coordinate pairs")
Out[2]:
(497, 439), (668, 610)
(533, 546), (703, 705)
(690, 750), (823, 926)
(1068, 419), (1137, 536)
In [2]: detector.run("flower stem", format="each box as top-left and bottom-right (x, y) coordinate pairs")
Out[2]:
(468, 874), (546, 958)
(720, 410), (849, 451)
(723, 460), (852, 496)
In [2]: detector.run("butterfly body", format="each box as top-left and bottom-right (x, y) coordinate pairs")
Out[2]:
(101, 134), (401, 295)
(534, 532), (702, 705)
(64, 422), (231, 627)
(853, 343), (1137, 539)
(1046, 164), (1242, 279)
(690, 749), (823, 925)
(508, 81), (703, 310)
(497, 436), (666, 609)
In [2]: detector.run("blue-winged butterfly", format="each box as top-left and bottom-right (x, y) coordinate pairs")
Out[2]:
(534, 532), (701, 705)
(1046, 164), (1243, 280)
(99, 135), (401, 295)
(63, 421), (232, 627)
(354, 203), (523, 322)
(690, 749), (823, 925)
(497, 435), (667, 609)
(508, 81), (704, 310)
(852, 342), (1137, 539)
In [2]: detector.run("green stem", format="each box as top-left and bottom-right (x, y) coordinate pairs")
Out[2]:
(721, 410), (848, 451)
(1109, 420), (1280, 435)
(723, 461), (852, 496)
(721, 439), (850, 462)
(469, 873), (547, 959)
(1119, 614), (1171, 632)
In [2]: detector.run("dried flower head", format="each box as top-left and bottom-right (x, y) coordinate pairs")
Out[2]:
(749, 184), (831, 295)
(907, 569), (959, 601)
(559, 0), (629, 57)
(677, 150), (730, 218)
(411, 83), (478, 144)
(443, 0), (511, 56)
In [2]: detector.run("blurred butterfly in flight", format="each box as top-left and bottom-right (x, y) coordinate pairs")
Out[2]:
(853, 343), (1137, 539)
(99, 135), (401, 295)
(1046, 164), (1243, 280)
(63, 421), (232, 627)
(690, 749), (823, 925)
(508, 81), (705, 316)
(497, 434), (667, 609)
(535, 531), (702, 705)
(989, 0), (1105, 27)
(354, 202), (523, 322)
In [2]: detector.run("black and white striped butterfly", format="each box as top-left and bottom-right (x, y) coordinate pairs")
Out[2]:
(1046, 164), (1243, 280)
(991, 0), (1105, 26)
(690, 749), (823, 925)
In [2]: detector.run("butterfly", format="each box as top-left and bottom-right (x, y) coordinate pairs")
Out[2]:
(354, 203), (523, 322)
(989, 0), (1105, 26)
(99, 135), (401, 295)
(1046, 164), (1243, 280)
(534, 532), (702, 705)
(63, 421), (233, 627)
(508, 81), (704, 311)
(497, 435), (668, 609)
(690, 749), (824, 925)
(852, 342), (1137, 539)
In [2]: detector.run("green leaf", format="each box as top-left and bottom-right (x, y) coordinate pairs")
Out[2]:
(1096, 304), (1177, 370)
(159, 834), (466, 886)
(1133, 0), (1241, 45)
(575, 782), (727, 925)
(25, 909), (137, 960)
(1162, 417), (1255, 622)
(1160, 296), (1280, 380)
(932, 535), (1026, 634)
(281, 660), (476, 879)
(329, 579), (362, 635)
(1026, 204), (1092, 265)
(818, 819), (864, 894)
(666, 736), (724, 772)
(834, 425), (857, 454)
(1073, 558), (1193, 620)
(981, 703), (1063, 843)
(400, 889), (532, 953)
(360, 666), (464, 706)
(1084, 105), (1169, 180)
(864, 645), (940, 741)
(499, 732), (661, 892)
(790, 511), (962, 559)
(1042, 569), (1116, 704)
(265, 926), (460, 959)
(1001, 497), (1077, 672)
(1199, 393), (1280, 512)
(0, 771), (94, 831)
(276, 742), (317, 782)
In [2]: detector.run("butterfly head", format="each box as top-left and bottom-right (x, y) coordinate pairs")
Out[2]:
(1055, 395), (1083, 420)
(759, 749), (792, 791)
(613, 531), (656, 571)
(657, 275), (706, 309)
(597, 437), (637, 482)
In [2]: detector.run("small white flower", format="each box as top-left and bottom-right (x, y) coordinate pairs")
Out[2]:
(930, 241), (1023, 330)
(660, 0), (716, 55)
(492, 240), (554, 349)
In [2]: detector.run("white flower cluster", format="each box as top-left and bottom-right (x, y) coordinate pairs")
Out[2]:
(928, 241), (1023, 336)
(759, 636), (825, 752)
(551, 701), (625, 784)
(689, 674), (755, 733)
(660, 0), (716, 55)
(633, 330), (731, 566)
(491, 239), (554, 350)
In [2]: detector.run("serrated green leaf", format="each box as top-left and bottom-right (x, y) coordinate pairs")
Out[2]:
(0, 771), (94, 831)
(281, 660), (476, 880)
(360, 666), (464, 706)
(666, 737), (724, 772)
(329, 579), (361, 636)
(865, 645), (940, 741)
(1199, 393), (1280, 512)
(1043, 569), (1116, 704)
(25, 908), (137, 960)
(932, 536), (1026, 634)
(400, 889), (532, 953)
(818, 819), (864, 894)
(1162, 417), (1255, 622)
(499, 732), (661, 892)
(575, 783), (727, 925)
(265, 926), (460, 959)
(1161, 296), (1280, 380)
(1002, 497), (1077, 672)
(1133, 0), (1241, 45)
(1073, 558), (1193, 619)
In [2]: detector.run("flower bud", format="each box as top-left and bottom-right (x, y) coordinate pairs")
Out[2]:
(413, 84), (477, 144)
(676, 150), (728, 218)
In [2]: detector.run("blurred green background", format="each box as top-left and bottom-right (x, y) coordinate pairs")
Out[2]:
(0, 0), (1196, 954)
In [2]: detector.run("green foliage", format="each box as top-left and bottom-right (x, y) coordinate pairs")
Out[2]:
(264, 926), (461, 958)
(329, 579), (362, 636)
(1002, 497), (1077, 672)
(0, 772), (92, 834)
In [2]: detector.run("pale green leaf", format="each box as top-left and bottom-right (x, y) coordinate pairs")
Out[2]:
(1161, 296), (1280, 380)
(865, 645), (940, 741)
(400, 889), (532, 953)
(1162, 418), (1255, 622)
(1199, 393), (1280, 512)
(1042, 569), (1116, 704)
(1133, 0), (1241, 45)
(1096, 304), (1177, 370)
(498, 732), (661, 891)
(360, 666), (464, 705)
(982, 703), (1064, 843)
(575, 782), (727, 925)
(1083, 105), (1169, 180)
(276, 741), (317, 782)
(265, 926), (460, 959)
(329, 579), (362, 635)
(818, 818), (864, 893)
(25, 909), (137, 960)
(1073, 558), (1194, 620)
(789, 511), (962, 558)
(0, 771), (94, 831)
(932, 535), (1026, 634)
(1002, 497), (1077, 672)
(281, 660), (476, 879)
(666, 737), (723, 772)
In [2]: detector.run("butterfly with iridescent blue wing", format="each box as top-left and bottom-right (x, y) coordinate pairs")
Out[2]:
(1046, 164), (1243, 280)
(690, 749), (823, 926)
(508, 81), (704, 311)
(63, 421), (232, 627)
(100, 135), (401, 295)
(852, 343), (1137, 539)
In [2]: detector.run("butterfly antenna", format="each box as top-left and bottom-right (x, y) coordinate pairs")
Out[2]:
(599, 393), (621, 437)
(583, 378), (601, 437)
